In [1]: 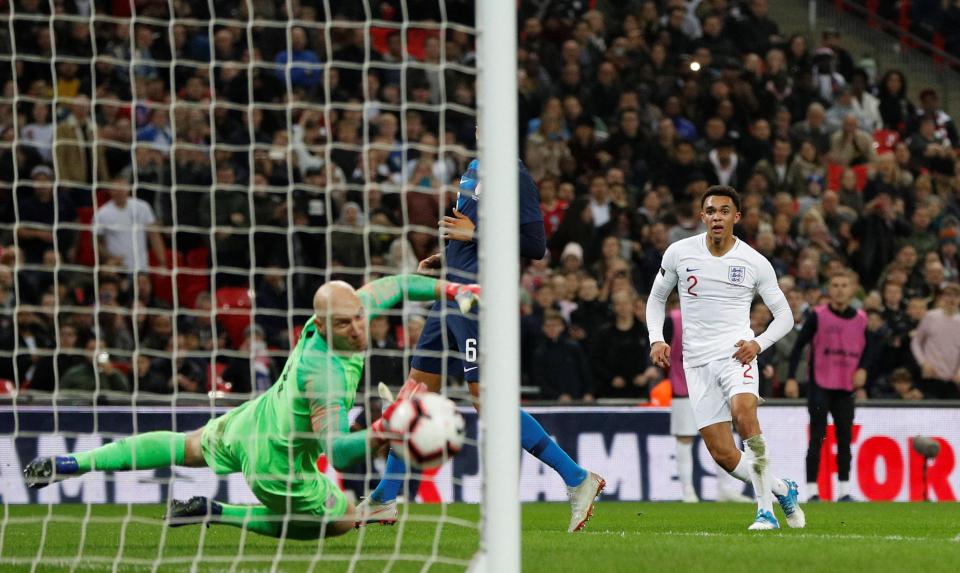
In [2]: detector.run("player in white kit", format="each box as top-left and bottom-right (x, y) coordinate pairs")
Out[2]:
(646, 186), (805, 530)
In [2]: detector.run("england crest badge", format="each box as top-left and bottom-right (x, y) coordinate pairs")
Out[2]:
(728, 265), (746, 284)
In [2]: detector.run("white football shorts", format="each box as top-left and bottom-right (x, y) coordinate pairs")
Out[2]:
(670, 397), (698, 437)
(683, 356), (760, 430)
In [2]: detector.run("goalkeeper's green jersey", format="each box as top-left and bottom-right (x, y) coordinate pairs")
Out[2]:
(201, 274), (439, 481)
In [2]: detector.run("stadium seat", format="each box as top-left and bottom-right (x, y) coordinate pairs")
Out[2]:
(873, 129), (900, 154)
(73, 207), (96, 266)
(289, 325), (304, 347)
(826, 163), (869, 192)
(179, 247), (211, 309)
(207, 361), (231, 393)
(215, 287), (253, 349)
(150, 248), (184, 307)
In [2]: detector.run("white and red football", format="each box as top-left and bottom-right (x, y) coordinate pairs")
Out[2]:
(384, 393), (466, 469)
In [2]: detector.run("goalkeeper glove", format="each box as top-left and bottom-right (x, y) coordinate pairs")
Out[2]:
(370, 379), (428, 442)
(377, 379), (428, 405)
(444, 282), (481, 314)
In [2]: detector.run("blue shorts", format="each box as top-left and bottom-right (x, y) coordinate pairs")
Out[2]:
(410, 301), (479, 382)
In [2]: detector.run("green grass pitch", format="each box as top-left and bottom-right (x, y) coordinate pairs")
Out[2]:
(2, 502), (958, 572)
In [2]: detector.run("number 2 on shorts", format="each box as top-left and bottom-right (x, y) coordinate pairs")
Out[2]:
(742, 362), (753, 379)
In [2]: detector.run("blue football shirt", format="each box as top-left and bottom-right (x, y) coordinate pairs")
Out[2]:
(444, 158), (544, 284)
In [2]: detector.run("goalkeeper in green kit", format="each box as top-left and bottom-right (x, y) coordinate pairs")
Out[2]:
(24, 274), (479, 539)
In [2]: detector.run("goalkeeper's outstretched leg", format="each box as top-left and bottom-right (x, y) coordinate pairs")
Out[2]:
(24, 427), (360, 539)
(24, 428), (206, 489)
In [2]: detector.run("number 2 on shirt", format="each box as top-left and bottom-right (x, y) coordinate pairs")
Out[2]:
(686, 275), (698, 297)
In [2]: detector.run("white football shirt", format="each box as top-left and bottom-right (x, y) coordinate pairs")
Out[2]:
(95, 198), (157, 272)
(647, 233), (791, 368)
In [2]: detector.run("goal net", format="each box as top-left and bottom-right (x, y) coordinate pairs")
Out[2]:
(0, 1), (508, 570)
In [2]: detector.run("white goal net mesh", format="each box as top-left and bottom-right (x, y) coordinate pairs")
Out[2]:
(0, 0), (483, 570)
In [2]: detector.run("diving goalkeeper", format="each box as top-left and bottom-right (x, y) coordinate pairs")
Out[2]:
(23, 274), (479, 539)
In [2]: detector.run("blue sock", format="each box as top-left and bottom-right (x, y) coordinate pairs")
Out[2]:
(520, 409), (587, 487)
(370, 450), (407, 503)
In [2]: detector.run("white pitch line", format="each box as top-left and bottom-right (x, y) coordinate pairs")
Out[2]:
(583, 530), (942, 543)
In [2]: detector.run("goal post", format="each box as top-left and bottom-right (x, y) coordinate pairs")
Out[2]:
(476, 1), (521, 573)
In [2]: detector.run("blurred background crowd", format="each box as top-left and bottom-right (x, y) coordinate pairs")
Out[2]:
(0, 0), (958, 403)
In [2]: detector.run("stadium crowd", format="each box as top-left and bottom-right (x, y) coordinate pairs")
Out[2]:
(0, 0), (959, 402)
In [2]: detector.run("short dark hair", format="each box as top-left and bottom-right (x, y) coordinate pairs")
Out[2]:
(890, 368), (912, 384)
(543, 310), (565, 324)
(701, 185), (741, 212)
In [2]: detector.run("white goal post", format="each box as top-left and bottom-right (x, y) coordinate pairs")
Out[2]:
(476, 0), (521, 571)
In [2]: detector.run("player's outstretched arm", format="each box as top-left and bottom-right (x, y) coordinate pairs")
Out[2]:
(358, 274), (480, 317)
(646, 247), (679, 369)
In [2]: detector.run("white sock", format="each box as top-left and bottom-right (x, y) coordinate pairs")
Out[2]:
(727, 451), (751, 483)
(743, 435), (778, 513)
(838, 481), (850, 498)
(807, 482), (818, 498)
(727, 448), (788, 497)
(676, 440), (695, 494)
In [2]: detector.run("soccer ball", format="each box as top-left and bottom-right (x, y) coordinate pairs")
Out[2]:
(385, 393), (466, 469)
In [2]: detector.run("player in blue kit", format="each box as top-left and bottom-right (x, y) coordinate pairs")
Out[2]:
(358, 150), (605, 533)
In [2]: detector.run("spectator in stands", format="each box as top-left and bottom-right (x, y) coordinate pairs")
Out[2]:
(820, 29), (855, 81)
(789, 139), (825, 197)
(54, 95), (109, 193)
(910, 282), (960, 398)
(908, 115), (955, 174)
(136, 109), (173, 156)
(274, 26), (321, 92)
(133, 354), (170, 394)
(829, 114), (877, 167)
(825, 88), (872, 134)
(915, 89), (959, 147)
(790, 103), (831, 155)
(367, 314), (403, 385)
(917, 259), (947, 300)
(852, 194), (911, 289)
(17, 165), (76, 264)
(696, 13), (737, 63)
(28, 323), (82, 393)
(95, 180), (166, 273)
(849, 69), (881, 131)
(531, 311), (594, 401)
(60, 339), (129, 393)
(704, 137), (749, 188)
(222, 324), (276, 395)
(20, 103), (53, 162)
(811, 47), (846, 105)
(754, 137), (799, 195)
(734, 0), (781, 56)
(878, 70), (915, 133)
(592, 290), (659, 399)
(877, 367), (924, 400)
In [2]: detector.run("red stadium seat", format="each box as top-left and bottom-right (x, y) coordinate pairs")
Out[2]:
(208, 361), (231, 393)
(179, 247), (211, 309)
(873, 129), (900, 154)
(290, 325), (304, 347)
(826, 163), (869, 192)
(74, 207), (95, 266)
(150, 248), (184, 307)
(215, 287), (253, 349)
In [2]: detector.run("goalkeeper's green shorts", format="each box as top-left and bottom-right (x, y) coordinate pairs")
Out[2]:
(200, 408), (348, 520)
